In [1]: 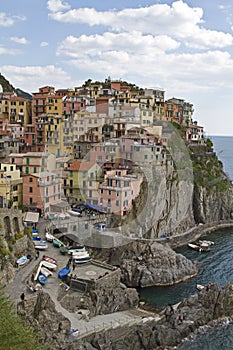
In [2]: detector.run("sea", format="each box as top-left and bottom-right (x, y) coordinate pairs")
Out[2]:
(139, 135), (233, 349)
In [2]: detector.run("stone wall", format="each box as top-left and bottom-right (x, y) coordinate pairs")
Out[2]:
(0, 208), (24, 239)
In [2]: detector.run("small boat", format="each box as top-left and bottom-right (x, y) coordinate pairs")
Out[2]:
(53, 238), (64, 248)
(58, 267), (70, 279)
(188, 243), (210, 252)
(68, 245), (86, 255)
(60, 246), (68, 255)
(38, 274), (48, 285)
(73, 255), (92, 264)
(45, 232), (55, 242)
(16, 255), (28, 267)
(40, 266), (53, 278)
(34, 240), (48, 250)
(196, 284), (205, 291)
(41, 260), (57, 271)
(32, 236), (41, 241)
(42, 255), (57, 265)
(199, 240), (214, 246)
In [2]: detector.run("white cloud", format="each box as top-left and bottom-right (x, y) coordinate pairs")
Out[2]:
(57, 32), (180, 59)
(48, 0), (233, 50)
(0, 12), (26, 27)
(40, 41), (49, 47)
(0, 46), (19, 55)
(0, 65), (74, 92)
(10, 36), (29, 45)
(58, 32), (233, 96)
(47, 0), (71, 13)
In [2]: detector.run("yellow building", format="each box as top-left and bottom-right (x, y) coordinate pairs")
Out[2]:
(0, 163), (23, 208)
(64, 161), (102, 205)
(45, 95), (63, 115)
(140, 109), (154, 127)
(0, 95), (32, 126)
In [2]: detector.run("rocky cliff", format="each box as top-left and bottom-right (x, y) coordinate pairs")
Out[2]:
(192, 146), (233, 224)
(118, 130), (233, 240)
(18, 283), (233, 350)
(90, 240), (199, 288)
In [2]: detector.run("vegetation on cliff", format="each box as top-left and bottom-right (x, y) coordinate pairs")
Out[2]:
(0, 73), (15, 93)
(0, 291), (42, 350)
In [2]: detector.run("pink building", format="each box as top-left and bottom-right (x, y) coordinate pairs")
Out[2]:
(98, 169), (143, 215)
(23, 171), (62, 217)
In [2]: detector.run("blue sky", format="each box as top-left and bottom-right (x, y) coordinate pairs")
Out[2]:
(1, 0), (233, 136)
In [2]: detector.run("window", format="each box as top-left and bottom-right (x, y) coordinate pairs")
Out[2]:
(107, 199), (111, 207)
(33, 167), (37, 173)
(29, 177), (33, 182)
(10, 166), (14, 171)
(29, 187), (33, 193)
(29, 198), (33, 204)
(13, 196), (18, 202)
(26, 158), (30, 165)
(25, 167), (29, 174)
(116, 200), (119, 206)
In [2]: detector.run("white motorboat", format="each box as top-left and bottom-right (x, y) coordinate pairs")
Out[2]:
(199, 240), (214, 246)
(34, 240), (48, 250)
(196, 284), (205, 291)
(70, 246), (92, 264)
(45, 232), (55, 242)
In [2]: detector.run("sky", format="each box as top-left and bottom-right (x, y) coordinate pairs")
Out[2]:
(0, 0), (233, 136)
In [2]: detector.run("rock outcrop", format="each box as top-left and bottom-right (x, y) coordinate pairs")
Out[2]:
(107, 240), (198, 287)
(57, 269), (139, 317)
(17, 283), (233, 350)
(17, 291), (71, 349)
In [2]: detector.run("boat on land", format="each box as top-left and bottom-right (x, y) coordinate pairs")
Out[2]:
(45, 232), (55, 242)
(73, 254), (92, 264)
(68, 245), (92, 263)
(41, 260), (57, 271)
(38, 274), (48, 285)
(33, 240), (48, 250)
(53, 238), (64, 248)
(16, 255), (29, 267)
(58, 267), (70, 279)
(68, 245), (87, 255)
(42, 255), (57, 265)
(188, 243), (210, 252)
(60, 246), (68, 255)
(40, 266), (53, 277)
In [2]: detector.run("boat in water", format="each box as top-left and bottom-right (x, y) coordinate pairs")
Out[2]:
(199, 239), (214, 246)
(196, 284), (205, 291)
(188, 242), (210, 252)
